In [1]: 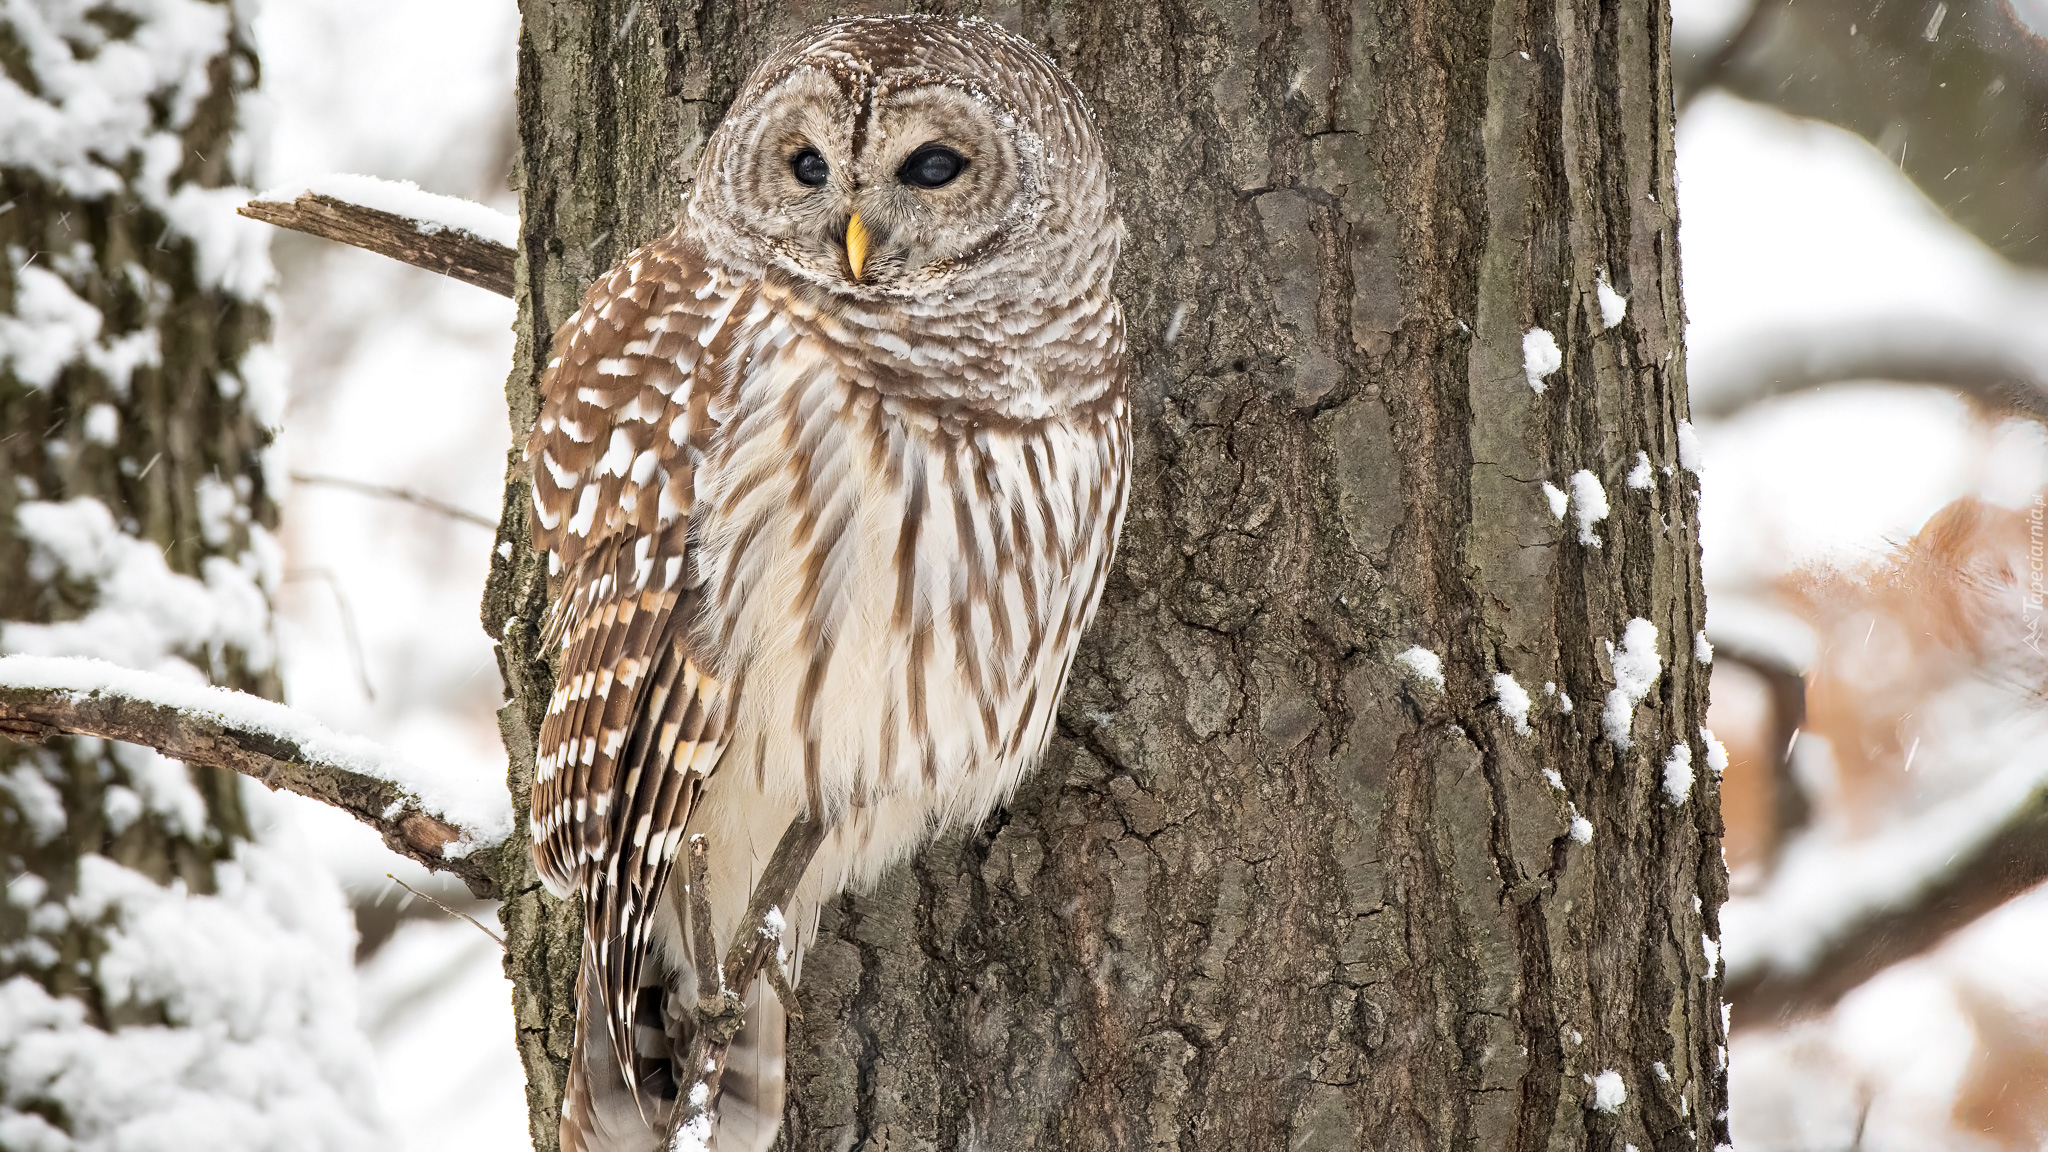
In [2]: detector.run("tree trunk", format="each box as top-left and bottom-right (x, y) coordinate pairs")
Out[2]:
(498, 1), (1724, 1148)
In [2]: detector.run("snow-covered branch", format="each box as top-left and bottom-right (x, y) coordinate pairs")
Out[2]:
(0, 656), (509, 898)
(1724, 759), (2048, 1029)
(1690, 321), (2048, 424)
(239, 174), (517, 297)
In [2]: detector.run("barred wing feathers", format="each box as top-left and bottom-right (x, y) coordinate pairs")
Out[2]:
(528, 233), (736, 1099)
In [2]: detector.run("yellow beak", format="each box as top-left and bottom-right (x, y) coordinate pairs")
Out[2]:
(845, 212), (870, 281)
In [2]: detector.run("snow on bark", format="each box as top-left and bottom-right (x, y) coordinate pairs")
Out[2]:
(1662, 743), (1695, 806)
(1394, 646), (1445, 691)
(1602, 619), (1662, 752)
(5, 498), (274, 678)
(1589, 1069), (1627, 1112)
(1626, 451), (1654, 491)
(1494, 672), (1533, 734)
(1595, 270), (1628, 330)
(1676, 419), (1706, 476)
(1569, 469), (1610, 546)
(1523, 327), (1562, 393)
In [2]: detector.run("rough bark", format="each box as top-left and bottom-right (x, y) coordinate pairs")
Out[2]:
(0, 0), (272, 1073)
(497, 1), (1723, 1148)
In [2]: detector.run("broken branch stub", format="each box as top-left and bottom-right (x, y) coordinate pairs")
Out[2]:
(239, 192), (516, 297)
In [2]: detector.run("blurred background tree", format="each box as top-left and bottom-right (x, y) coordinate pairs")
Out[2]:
(0, 0), (383, 1146)
(1678, 1), (2048, 1148)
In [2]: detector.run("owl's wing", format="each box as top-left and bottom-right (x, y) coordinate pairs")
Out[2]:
(528, 234), (734, 1101)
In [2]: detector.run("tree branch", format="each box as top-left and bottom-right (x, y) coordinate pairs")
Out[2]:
(671, 814), (828, 1145)
(240, 189), (516, 297)
(1675, 0), (1784, 111)
(1690, 323), (2048, 424)
(1724, 766), (2048, 1030)
(0, 656), (504, 898)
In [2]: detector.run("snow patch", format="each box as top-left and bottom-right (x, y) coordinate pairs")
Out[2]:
(5, 498), (273, 678)
(1676, 419), (1705, 475)
(1663, 743), (1695, 806)
(1602, 619), (1662, 751)
(1541, 481), (1568, 520)
(1569, 469), (1610, 546)
(1, 761), (66, 845)
(0, 850), (387, 1151)
(1701, 728), (1729, 776)
(1568, 804), (1594, 844)
(0, 265), (103, 389)
(1394, 647), (1444, 691)
(1493, 672), (1532, 735)
(82, 404), (119, 446)
(1596, 270), (1628, 330)
(1589, 1069), (1626, 1113)
(1522, 327), (1562, 394)
(1693, 629), (1713, 665)
(1626, 451), (1654, 490)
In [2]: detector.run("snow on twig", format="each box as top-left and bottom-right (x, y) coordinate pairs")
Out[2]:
(0, 656), (509, 897)
(257, 174), (518, 247)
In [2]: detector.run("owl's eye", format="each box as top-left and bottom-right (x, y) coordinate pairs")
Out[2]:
(898, 145), (966, 189)
(791, 148), (830, 187)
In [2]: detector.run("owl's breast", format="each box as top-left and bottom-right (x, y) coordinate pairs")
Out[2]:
(683, 328), (1122, 890)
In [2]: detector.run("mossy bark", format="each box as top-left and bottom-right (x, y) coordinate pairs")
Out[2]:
(497, 1), (1723, 1148)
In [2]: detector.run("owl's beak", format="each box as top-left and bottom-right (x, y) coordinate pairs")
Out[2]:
(844, 213), (871, 281)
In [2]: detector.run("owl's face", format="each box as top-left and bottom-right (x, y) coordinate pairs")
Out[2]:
(690, 17), (1116, 309)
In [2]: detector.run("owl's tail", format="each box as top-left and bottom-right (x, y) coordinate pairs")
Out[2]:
(559, 949), (787, 1152)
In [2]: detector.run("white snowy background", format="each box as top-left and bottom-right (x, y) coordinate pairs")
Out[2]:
(243, 0), (524, 1148)
(212, 0), (2048, 1146)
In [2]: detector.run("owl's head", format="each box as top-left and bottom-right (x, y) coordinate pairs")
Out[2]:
(688, 16), (1119, 310)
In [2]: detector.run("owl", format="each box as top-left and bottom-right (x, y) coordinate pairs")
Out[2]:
(525, 15), (1128, 1151)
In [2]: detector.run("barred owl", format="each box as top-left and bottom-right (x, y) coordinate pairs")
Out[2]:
(526, 16), (1127, 1151)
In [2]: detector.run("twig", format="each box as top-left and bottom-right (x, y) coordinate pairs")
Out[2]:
(671, 814), (830, 1144)
(0, 656), (500, 898)
(387, 872), (505, 947)
(284, 567), (378, 700)
(291, 471), (498, 530)
(239, 192), (515, 297)
(686, 836), (723, 1007)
